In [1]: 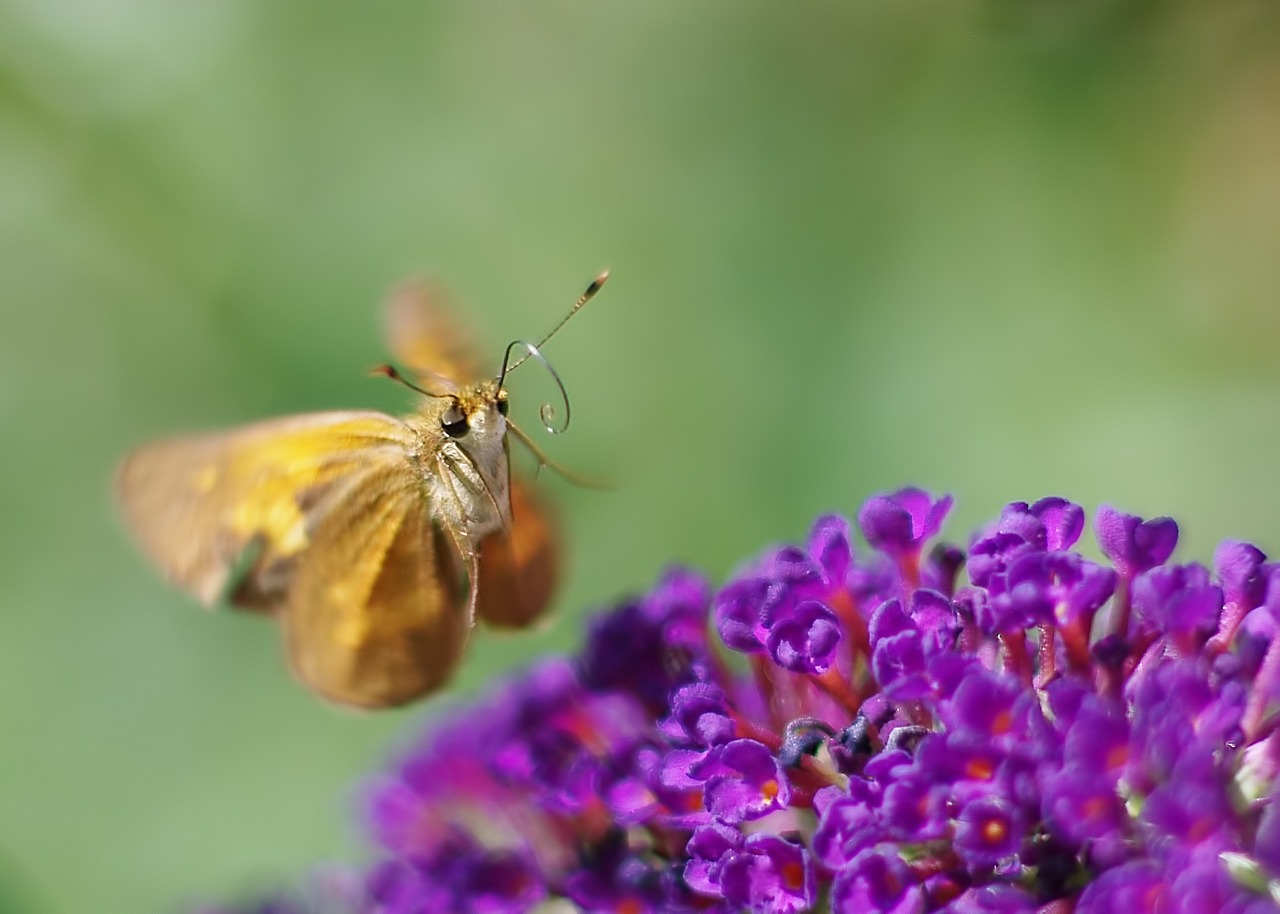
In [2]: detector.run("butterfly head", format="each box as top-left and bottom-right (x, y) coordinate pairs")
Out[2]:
(438, 379), (510, 443)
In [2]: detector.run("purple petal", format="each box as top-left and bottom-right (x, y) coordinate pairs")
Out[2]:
(1031, 496), (1085, 551)
(765, 599), (842, 673)
(1095, 504), (1179, 575)
(858, 488), (952, 556)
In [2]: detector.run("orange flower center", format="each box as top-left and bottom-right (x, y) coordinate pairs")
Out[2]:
(981, 817), (1008, 843)
(965, 758), (995, 780)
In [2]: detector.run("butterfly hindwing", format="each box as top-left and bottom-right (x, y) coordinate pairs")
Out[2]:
(474, 476), (558, 628)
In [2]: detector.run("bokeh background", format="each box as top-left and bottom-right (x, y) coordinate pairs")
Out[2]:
(4, 1), (1280, 911)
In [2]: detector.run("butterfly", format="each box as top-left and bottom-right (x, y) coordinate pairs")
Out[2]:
(116, 272), (607, 708)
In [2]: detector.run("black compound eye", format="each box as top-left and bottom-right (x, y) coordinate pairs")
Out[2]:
(441, 405), (469, 438)
(496, 397), (509, 416)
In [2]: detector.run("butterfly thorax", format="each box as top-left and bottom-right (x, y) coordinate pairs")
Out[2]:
(408, 379), (512, 557)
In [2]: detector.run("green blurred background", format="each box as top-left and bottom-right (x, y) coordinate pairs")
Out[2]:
(4, 1), (1280, 910)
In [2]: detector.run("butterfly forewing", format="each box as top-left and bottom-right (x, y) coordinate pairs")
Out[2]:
(383, 279), (484, 390)
(116, 411), (418, 610)
(283, 467), (467, 708)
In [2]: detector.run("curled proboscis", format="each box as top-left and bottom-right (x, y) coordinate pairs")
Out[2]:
(496, 339), (571, 435)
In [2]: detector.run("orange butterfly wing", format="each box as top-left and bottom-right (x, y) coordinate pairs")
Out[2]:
(116, 411), (418, 610)
(474, 476), (559, 628)
(281, 466), (467, 708)
(383, 279), (485, 390)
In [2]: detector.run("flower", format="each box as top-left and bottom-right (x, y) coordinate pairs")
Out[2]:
(203, 489), (1280, 912)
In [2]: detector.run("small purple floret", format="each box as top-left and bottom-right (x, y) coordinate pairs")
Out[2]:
(765, 598), (842, 673)
(717, 834), (815, 914)
(695, 738), (791, 824)
(1095, 504), (1179, 576)
(858, 487), (953, 558)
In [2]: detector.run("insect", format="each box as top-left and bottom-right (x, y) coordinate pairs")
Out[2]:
(116, 272), (607, 708)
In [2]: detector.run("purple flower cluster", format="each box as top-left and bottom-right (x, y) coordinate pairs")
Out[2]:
(213, 490), (1280, 913)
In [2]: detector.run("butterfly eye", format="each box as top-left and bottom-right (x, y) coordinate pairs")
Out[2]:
(441, 405), (469, 439)
(496, 398), (509, 417)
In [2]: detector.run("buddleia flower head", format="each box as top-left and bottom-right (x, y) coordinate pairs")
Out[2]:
(209, 490), (1280, 913)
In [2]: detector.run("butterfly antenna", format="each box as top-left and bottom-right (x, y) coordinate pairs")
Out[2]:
(368, 363), (447, 398)
(505, 270), (609, 376)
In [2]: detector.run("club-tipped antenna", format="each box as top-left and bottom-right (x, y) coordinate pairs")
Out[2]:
(496, 341), (571, 434)
(505, 270), (609, 375)
(368, 363), (449, 398)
